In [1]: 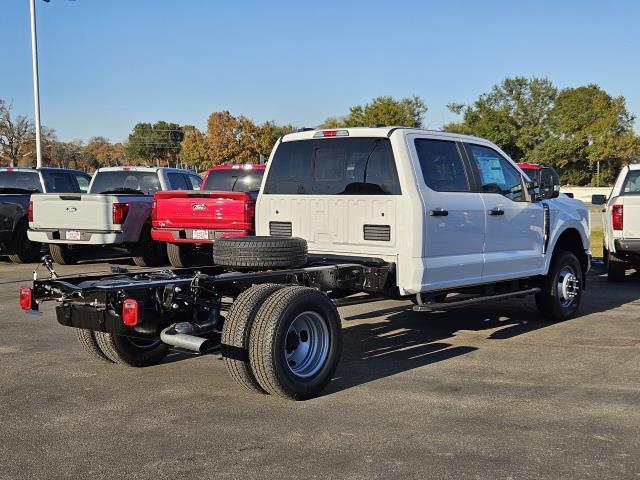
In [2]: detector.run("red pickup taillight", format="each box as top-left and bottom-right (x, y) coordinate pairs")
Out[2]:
(612, 204), (624, 231)
(122, 299), (140, 326)
(151, 199), (157, 222)
(112, 203), (129, 225)
(28, 201), (33, 222)
(244, 201), (256, 227)
(19, 286), (33, 310)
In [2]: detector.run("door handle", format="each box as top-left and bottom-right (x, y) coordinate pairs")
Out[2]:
(429, 208), (448, 217)
(488, 208), (504, 216)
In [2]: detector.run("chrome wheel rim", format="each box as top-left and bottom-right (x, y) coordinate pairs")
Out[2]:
(557, 265), (580, 308)
(125, 337), (161, 350)
(284, 311), (330, 378)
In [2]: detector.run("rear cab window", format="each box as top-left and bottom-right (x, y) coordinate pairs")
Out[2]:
(203, 168), (264, 193)
(414, 139), (470, 192)
(622, 170), (640, 194)
(0, 171), (42, 193)
(167, 172), (190, 190)
(264, 137), (401, 195)
(43, 172), (75, 193)
(89, 171), (161, 195)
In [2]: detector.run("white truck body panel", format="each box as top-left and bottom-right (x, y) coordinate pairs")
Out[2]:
(256, 128), (590, 296)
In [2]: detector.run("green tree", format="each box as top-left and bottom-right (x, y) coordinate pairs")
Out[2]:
(444, 77), (557, 161)
(126, 121), (184, 166)
(320, 95), (427, 129)
(529, 85), (639, 185)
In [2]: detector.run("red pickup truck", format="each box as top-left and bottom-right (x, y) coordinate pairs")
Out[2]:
(151, 164), (265, 267)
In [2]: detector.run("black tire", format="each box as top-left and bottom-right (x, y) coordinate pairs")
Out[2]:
(535, 250), (583, 321)
(222, 283), (286, 393)
(75, 328), (113, 363)
(132, 225), (167, 267)
(7, 221), (41, 264)
(213, 236), (307, 270)
(167, 243), (196, 268)
(49, 243), (80, 265)
(94, 332), (169, 367)
(249, 286), (342, 400)
(606, 250), (626, 282)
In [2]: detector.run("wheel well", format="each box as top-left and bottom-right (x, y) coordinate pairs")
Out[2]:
(552, 228), (588, 273)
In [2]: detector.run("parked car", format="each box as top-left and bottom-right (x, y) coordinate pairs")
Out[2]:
(592, 164), (640, 281)
(27, 166), (202, 266)
(152, 164), (265, 267)
(0, 167), (91, 263)
(23, 128), (590, 400)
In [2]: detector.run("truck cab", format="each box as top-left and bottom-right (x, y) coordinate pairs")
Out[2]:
(256, 127), (590, 297)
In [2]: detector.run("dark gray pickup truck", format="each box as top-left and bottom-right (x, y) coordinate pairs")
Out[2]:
(0, 167), (91, 263)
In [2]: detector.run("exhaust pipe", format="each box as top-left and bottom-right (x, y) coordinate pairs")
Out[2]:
(160, 322), (211, 353)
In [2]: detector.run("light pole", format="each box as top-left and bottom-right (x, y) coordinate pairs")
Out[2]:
(29, 0), (48, 169)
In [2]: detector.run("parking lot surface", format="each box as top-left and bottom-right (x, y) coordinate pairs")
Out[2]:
(1, 258), (639, 480)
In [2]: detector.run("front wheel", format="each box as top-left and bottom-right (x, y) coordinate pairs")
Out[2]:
(249, 286), (342, 400)
(535, 251), (583, 321)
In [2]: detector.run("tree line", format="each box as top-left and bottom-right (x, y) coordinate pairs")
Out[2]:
(1, 77), (638, 184)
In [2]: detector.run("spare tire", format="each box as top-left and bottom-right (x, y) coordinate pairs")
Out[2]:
(213, 236), (307, 270)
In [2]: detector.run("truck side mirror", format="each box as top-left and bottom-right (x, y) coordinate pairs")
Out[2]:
(564, 192), (574, 198)
(538, 167), (560, 199)
(591, 194), (607, 205)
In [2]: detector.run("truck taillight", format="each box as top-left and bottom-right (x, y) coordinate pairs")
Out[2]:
(151, 199), (157, 221)
(612, 204), (623, 231)
(122, 299), (140, 326)
(19, 286), (33, 310)
(244, 201), (256, 225)
(112, 203), (129, 225)
(28, 201), (33, 222)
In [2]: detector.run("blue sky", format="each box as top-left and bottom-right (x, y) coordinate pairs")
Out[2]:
(2, 0), (639, 142)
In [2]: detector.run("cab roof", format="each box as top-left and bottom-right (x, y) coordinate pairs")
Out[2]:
(281, 126), (492, 145)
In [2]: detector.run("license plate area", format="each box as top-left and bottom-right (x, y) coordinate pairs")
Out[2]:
(65, 230), (81, 241)
(192, 230), (209, 240)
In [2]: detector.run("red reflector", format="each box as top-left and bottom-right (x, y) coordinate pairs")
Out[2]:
(112, 202), (129, 224)
(19, 286), (33, 310)
(122, 299), (139, 326)
(612, 204), (623, 231)
(122, 167), (131, 171)
(28, 200), (34, 222)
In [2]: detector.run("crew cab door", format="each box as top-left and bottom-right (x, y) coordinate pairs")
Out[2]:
(464, 143), (545, 281)
(408, 135), (485, 289)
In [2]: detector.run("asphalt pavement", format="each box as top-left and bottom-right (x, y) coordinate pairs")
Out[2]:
(0, 258), (638, 479)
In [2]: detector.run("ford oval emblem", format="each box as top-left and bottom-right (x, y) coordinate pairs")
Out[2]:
(193, 204), (206, 211)
(66, 207), (77, 212)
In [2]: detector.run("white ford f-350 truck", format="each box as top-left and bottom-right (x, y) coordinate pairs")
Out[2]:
(27, 166), (202, 266)
(592, 164), (640, 281)
(21, 128), (590, 400)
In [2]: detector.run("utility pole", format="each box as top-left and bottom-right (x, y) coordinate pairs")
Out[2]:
(29, 0), (47, 169)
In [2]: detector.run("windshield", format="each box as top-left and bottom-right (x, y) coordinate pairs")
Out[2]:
(89, 171), (161, 195)
(263, 138), (401, 195)
(202, 169), (264, 193)
(0, 171), (42, 193)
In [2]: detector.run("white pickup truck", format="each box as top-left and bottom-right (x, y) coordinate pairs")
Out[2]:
(592, 164), (640, 281)
(23, 128), (591, 400)
(28, 166), (202, 266)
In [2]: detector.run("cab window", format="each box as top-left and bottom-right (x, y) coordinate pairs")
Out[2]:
(466, 144), (525, 201)
(73, 173), (91, 193)
(414, 139), (469, 192)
